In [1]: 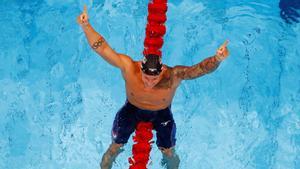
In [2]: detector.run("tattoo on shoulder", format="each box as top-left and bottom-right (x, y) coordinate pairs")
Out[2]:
(156, 69), (174, 89)
(92, 37), (105, 50)
(156, 77), (172, 89)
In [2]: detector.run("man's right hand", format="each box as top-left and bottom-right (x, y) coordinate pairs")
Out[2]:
(77, 5), (89, 26)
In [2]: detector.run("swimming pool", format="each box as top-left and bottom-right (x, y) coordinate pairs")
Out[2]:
(0, 0), (299, 168)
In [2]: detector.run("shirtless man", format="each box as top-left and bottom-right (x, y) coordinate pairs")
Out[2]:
(77, 6), (229, 169)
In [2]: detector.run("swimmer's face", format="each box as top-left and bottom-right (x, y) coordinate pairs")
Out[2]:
(141, 72), (161, 88)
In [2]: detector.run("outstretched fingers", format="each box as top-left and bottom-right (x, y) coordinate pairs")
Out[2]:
(80, 4), (89, 24)
(83, 4), (87, 14)
(222, 40), (229, 47)
(219, 40), (229, 50)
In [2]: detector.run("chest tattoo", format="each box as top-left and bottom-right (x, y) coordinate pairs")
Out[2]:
(155, 76), (173, 89)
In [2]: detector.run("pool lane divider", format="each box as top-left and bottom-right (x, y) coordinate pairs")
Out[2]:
(128, 0), (168, 169)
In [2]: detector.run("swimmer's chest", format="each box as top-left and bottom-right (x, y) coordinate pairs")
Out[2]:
(125, 76), (175, 103)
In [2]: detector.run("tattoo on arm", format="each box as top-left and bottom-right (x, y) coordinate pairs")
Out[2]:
(175, 55), (221, 80)
(92, 37), (105, 50)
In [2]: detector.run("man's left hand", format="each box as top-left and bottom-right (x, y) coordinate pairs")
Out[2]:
(216, 40), (229, 61)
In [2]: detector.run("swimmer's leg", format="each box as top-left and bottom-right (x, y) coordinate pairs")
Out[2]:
(100, 101), (137, 168)
(159, 147), (180, 169)
(100, 143), (124, 169)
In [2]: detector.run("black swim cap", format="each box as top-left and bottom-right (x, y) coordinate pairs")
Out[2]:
(141, 54), (162, 76)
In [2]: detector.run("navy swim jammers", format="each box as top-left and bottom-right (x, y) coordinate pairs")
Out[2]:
(111, 100), (176, 149)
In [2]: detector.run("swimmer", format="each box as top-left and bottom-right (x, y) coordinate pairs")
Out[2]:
(77, 5), (229, 169)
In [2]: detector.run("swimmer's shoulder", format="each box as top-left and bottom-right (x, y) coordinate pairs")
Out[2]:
(118, 54), (135, 70)
(163, 65), (176, 77)
(118, 54), (141, 74)
(118, 54), (134, 64)
(163, 65), (183, 86)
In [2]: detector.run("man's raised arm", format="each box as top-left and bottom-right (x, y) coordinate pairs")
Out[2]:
(173, 40), (229, 80)
(77, 5), (131, 71)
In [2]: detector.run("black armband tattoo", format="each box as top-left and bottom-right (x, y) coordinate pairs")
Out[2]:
(92, 37), (105, 50)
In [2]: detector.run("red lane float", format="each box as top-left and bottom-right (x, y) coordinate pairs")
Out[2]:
(147, 13), (167, 24)
(144, 37), (164, 48)
(153, 0), (167, 4)
(148, 3), (168, 14)
(128, 122), (154, 169)
(143, 0), (168, 57)
(129, 0), (168, 168)
(146, 23), (166, 37)
(143, 48), (162, 57)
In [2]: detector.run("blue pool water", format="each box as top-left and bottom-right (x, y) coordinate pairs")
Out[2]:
(0, 0), (300, 169)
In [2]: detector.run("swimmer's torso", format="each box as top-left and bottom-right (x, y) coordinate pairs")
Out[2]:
(122, 60), (181, 111)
